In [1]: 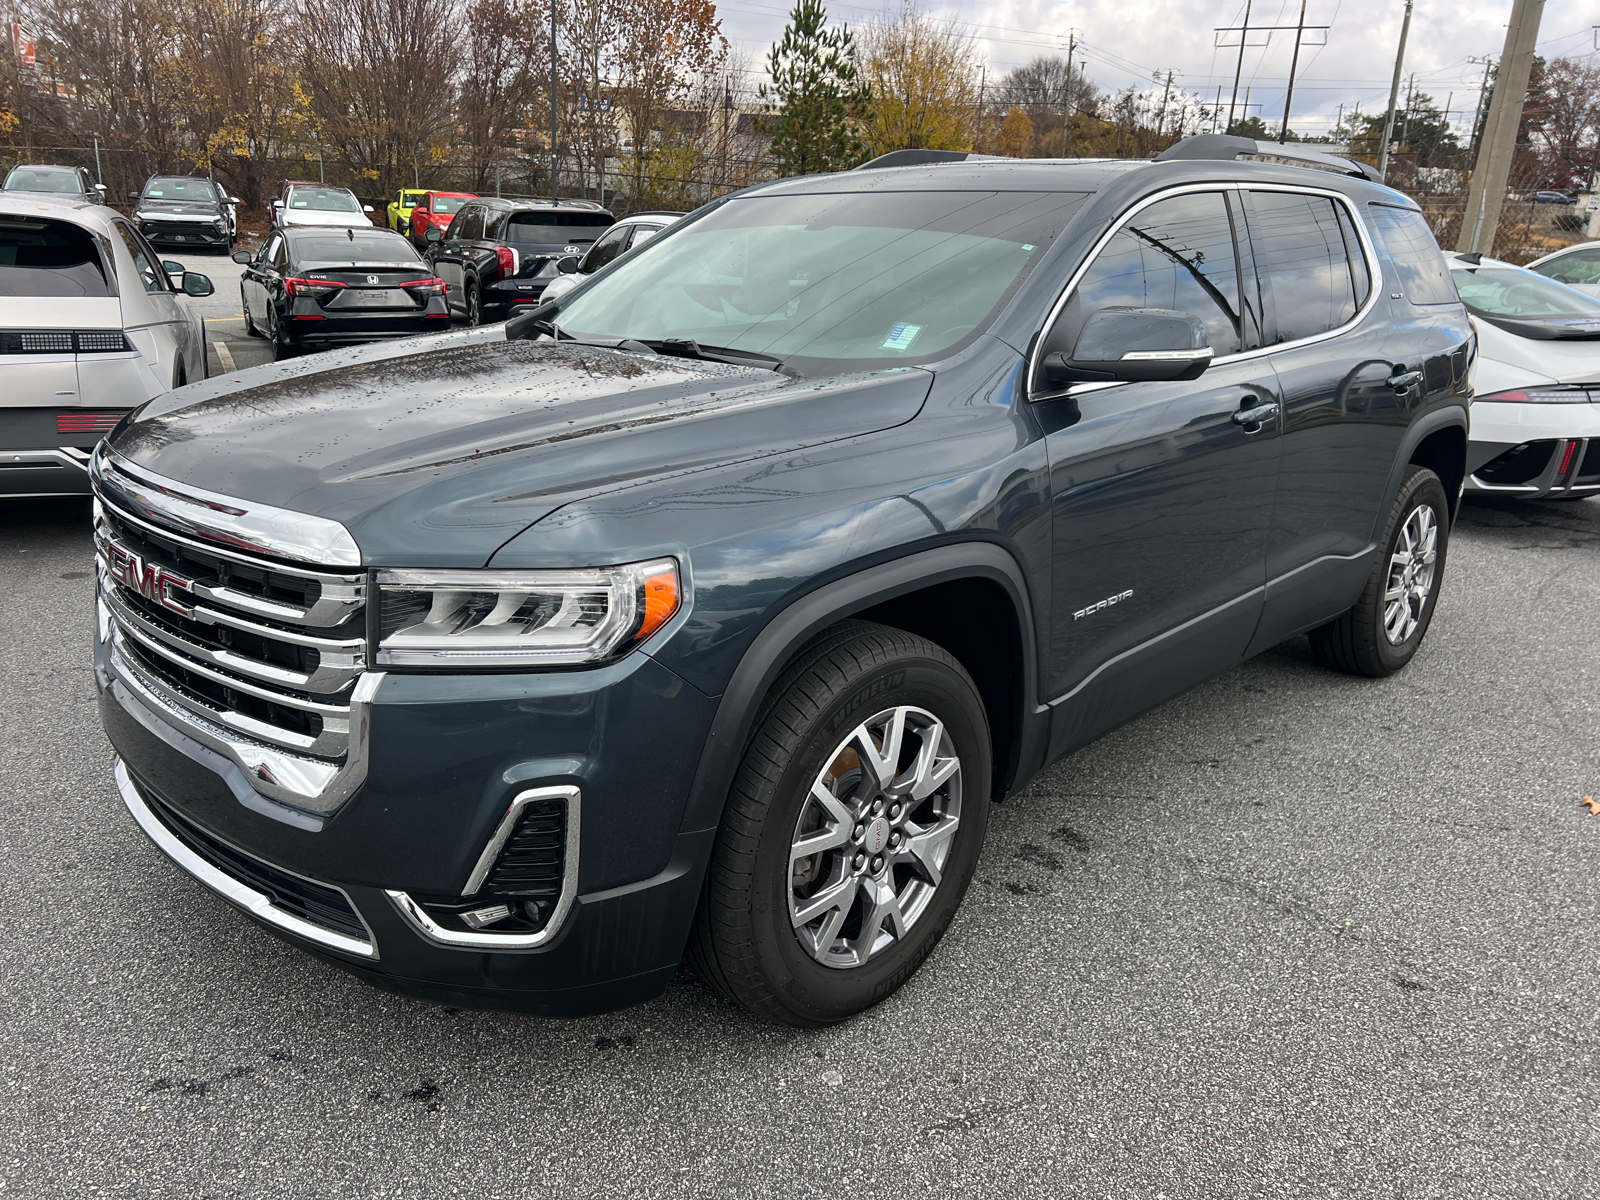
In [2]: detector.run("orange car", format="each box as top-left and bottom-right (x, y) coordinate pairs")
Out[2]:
(406, 191), (475, 248)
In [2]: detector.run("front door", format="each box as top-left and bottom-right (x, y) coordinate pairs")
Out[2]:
(1036, 188), (1282, 755)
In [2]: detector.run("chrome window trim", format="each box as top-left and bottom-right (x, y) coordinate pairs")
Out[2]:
(92, 444), (362, 568)
(1027, 180), (1385, 398)
(385, 786), (581, 951)
(115, 758), (378, 959)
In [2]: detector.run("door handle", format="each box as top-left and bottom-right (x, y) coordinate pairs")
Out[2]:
(1232, 400), (1280, 431)
(1388, 368), (1424, 394)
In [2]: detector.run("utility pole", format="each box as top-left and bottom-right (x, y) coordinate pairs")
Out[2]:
(1377, 0), (1413, 180)
(1278, 0), (1307, 143)
(1468, 55), (1494, 158)
(1061, 30), (1078, 156)
(1227, 0), (1252, 134)
(1156, 70), (1175, 139)
(549, 0), (559, 202)
(1459, 0), (1545, 253)
(92, 133), (101, 184)
(1214, 85), (1224, 134)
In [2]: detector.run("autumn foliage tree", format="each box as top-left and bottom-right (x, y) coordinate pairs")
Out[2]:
(857, 2), (984, 156)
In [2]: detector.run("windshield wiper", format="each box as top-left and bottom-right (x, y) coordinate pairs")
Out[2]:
(645, 338), (787, 373)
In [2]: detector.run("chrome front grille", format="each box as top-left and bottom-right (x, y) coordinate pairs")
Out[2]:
(91, 448), (377, 816)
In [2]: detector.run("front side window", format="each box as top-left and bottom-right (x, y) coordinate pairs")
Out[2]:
(451, 207), (483, 241)
(1043, 190), (1248, 363)
(557, 189), (1087, 374)
(1529, 248), (1600, 288)
(113, 222), (167, 293)
(1248, 191), (1361, 342)
(1366, 204), (1457, 305)
(0, 215), (111, 296)
(581, 226), (632, 272)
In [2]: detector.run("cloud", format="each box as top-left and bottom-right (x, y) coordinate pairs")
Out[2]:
(721, 0), (1598, 137)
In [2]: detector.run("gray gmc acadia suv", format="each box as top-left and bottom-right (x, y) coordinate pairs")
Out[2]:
(91, 136), (1472, 1025)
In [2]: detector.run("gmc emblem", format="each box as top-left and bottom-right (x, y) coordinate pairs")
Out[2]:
(106, 541), (195, 617)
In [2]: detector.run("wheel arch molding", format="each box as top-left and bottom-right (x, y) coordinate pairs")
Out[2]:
(1385, 403), (1469, 532)
(673, 540), (1049, 840)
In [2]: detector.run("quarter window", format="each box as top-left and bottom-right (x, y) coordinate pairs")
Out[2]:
(1247, 191), (1363, 342)
(1365, 204), (1457, 306)
(1044, 190), (1248, 362)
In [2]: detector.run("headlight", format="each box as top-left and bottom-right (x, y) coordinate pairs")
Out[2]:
(213, 217), (228, 229)
(375, 558), (681, 667)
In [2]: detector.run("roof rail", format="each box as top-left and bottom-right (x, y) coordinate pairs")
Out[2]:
(1154, 134), (1382, 184)
(854, 149), (1015, 170)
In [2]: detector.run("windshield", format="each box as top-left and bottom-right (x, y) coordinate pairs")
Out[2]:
(556, 189), (1086, 372)
(402, 191), (428, 207)
(0, 217), (110, 296)
(506, 212), (612, 245)
(290, 188), (362, 213)
(4, 167), (81, 194)
(1451, 266), (1600, 317)
(142, 177), (214, 201)
(432, 195), (470, 215)
(289, 233), (423, 266)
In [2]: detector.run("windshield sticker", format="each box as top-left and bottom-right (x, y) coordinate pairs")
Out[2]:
(881, 323), (922, 352)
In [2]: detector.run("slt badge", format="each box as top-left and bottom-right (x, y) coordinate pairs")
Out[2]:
(106, 541), (195, 617)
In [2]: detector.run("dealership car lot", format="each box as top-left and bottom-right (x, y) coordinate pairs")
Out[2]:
(2, 494), (1597, 1198)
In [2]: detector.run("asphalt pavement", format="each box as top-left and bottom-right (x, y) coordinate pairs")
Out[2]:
(2, 493), (1598, 1199)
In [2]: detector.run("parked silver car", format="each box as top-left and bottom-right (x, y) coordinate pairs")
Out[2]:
(1, 194), (212, 498)
(270, 184), (376, 231)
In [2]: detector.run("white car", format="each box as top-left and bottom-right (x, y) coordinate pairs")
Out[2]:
(1447, 251), (1600, 500)
(1525, 241), (1600, 298)
(1, 194), (212, 498)
(539, 210), (684, 302)
(271, 184), (375, 231)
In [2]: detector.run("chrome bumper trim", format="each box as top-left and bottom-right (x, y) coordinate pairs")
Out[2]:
(2, 447), (91, 471)
(115, 758), (377, 959)
(385, 788), (581, 951)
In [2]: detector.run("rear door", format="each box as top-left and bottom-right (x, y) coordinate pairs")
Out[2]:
(433, 204), (478, 310)
(1246, 191), (1467, 650)
(1038, 187), (1282, 752)
(111, 220), (194, 387)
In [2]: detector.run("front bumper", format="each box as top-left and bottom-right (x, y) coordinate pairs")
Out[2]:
(1466, 399), (1600, 498)
(96, 608), (721, 1016)
(1, 446), (93, 496)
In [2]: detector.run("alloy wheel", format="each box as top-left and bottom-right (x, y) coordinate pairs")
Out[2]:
(1383, 502), (1438, 644)
(787, 705), (962, 970)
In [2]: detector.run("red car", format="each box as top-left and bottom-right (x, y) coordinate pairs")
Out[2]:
(407, 191), (476, 249)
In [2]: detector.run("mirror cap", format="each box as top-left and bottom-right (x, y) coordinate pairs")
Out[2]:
(182, 273), (214, 297)
(1046, 307), (1213, 386)
(231, 250), (255, 264)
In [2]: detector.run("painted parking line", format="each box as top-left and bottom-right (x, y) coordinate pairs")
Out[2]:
(213, 341), (236, 371)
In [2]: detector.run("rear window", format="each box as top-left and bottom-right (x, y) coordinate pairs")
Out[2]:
(289, 233), (422, 265)
(0, 217), (110, 297)
(1366, 205), (1458, 305)
(5, 167), (80, 193)
(505, 212), (613, 245)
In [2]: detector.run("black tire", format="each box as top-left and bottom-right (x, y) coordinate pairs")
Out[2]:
(268, 306), (297, 361)
(241, 286), (263, 338)
(1309, 464), (1450, 677)
(465, 279), (482, 327)
(688, 620), (991, 1026)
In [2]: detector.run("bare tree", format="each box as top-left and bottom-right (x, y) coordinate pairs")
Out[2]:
(460, 0), (549, 193)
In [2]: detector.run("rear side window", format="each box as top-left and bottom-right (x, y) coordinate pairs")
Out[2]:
(1529, 247), (1600, 288)
(1247, 192), (1362, 342)
(1366, 204), (1457, 305)
(0, 217), (111, 297)
(1047, 190), (1249, 359)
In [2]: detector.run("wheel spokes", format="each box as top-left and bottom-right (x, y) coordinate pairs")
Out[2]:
(850, 709), (907, 791)
(848, 876), (908, 958)
(903, 719), (960, 801)
(900, 815), (959, 886)
(792, 873), (859, 930)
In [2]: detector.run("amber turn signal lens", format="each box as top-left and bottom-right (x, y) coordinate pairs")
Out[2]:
(636, 566), (680, 641)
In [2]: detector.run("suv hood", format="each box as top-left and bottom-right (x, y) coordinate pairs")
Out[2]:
(107, 335), (933, 566)
(279, 210), (372, 230)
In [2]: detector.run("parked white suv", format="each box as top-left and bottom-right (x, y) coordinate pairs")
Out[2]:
(538, 210), (684, 302)
(1, 194), (212, 498)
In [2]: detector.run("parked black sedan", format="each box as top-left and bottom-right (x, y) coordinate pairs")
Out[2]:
(234, 227), (450, 358)
(131, 176), (239, 252)
(425, 197), (613, 325)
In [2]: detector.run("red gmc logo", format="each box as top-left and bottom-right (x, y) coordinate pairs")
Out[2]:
(106, 541), (194, 617)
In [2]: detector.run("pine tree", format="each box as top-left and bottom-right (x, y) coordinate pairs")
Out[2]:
(760, 0), (869, 175)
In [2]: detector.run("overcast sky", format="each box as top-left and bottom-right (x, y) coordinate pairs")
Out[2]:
(715, 0), (1599, 137)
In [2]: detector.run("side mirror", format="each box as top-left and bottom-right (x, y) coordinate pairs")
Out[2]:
(362, 204), (374, 213)
(182, 272), (214, 297)
(128, 191), (140, 202)
(556, 255), (581, 274)
(227, 195), (241, 205)
(94, 183), (107, 195)
(231, 249), (255, 265)
(425, 225), (442, 243)
(162, 260), (184, 275)
(1042, 307), (1213, 387)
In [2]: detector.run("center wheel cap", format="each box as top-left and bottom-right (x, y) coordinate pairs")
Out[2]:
(862, 816), (891, 856)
